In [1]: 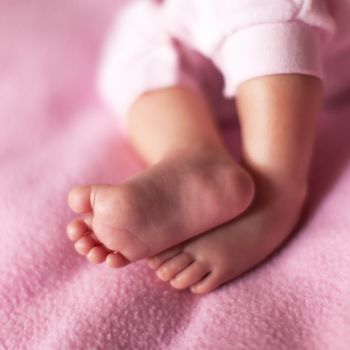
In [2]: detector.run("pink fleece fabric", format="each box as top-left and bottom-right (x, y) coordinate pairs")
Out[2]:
(98, 0), (339, 122)
(1, 1), (350, 349)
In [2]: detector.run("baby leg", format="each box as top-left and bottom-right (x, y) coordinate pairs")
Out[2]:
(148, 74), (322, 294)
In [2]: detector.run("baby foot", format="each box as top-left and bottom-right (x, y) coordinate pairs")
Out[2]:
(147, 184), (306, 294)
(67, 148), (254, 265)
(66, 214), (130, 267)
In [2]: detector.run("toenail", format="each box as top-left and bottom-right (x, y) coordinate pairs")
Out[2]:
(190, 286), (198, 293)
(169, 278), (179, 287)
(66, 225), (75, 237)
(75, 238), (89, 248)
(75, 240), (84, 248)
(147, 259), (158, 269)
(170, 277), (188, 290)
(156, 268), (169, 280)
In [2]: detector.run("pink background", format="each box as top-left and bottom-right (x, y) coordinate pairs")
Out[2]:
(1, 1), (350, 349)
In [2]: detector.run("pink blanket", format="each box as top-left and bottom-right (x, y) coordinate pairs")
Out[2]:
(1, 1), (350, 349)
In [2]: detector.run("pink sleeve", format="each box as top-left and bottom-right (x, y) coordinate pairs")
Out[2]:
(211, 0), (336, 97)
(97, 1), (200, 125)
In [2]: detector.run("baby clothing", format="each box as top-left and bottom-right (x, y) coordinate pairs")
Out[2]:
(97, 0), (350, 126)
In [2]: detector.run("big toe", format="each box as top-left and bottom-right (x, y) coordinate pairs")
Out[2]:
(156, 252), (194, 282)
(170, 261), (210, 291)
(68, 185), (93, 213)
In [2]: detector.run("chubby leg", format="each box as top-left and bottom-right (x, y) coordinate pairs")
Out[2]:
(148, 74), (322, 294)
(67, 87), (254, 265)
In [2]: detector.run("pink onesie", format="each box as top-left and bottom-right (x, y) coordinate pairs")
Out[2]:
(97, 0), (350, 127)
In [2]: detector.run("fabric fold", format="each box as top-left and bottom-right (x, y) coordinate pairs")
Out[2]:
(214, 21), (323, 96)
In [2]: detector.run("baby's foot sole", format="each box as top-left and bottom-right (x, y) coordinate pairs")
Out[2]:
(68, 149), (254, 262)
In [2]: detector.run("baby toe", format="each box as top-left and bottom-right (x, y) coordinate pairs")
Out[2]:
(106, 252), (130, 268)
(66, 218), (90, 241)
(156, 252), (194, 282)
(147, 245), (183, 269)
(190, 272), (221, 294)
(87, 246), (108, 264)
(68, 185), (93, 214)
(74, 235), (98, 255)
(170, 261), (209, 290)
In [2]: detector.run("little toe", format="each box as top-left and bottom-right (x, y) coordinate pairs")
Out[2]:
(74, 235), (98, 255)
(87, 246), (108, 264)
(106, 252), (130, 268)
(156, 252), (194, 282)
(170, 262), (209, 290)
(190, 273), (221, 295)
(66, 218), (90, 241)
(147, 245), (184, 269)
(68, 185), (93, 214)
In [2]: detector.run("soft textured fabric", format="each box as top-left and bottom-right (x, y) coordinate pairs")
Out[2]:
(1, 1), (350, 349)
(98, 0), (342, 122)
